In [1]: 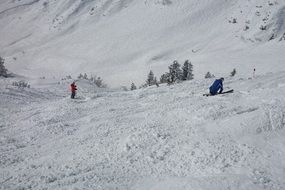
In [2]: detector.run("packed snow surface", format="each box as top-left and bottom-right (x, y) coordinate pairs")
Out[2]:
(0, 0), (285, 86)
(1, 72), (285, 189)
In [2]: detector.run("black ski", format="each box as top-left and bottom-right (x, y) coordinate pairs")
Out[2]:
(203, 89), (234, 96)
(220, 89), (234, 94)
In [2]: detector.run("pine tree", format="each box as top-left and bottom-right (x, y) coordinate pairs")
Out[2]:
(83, 73), (88, 80)
(131, 82), (137, 90)
(154, 77), (159, 87)
(168, 60), (182, 84)
(146, 70), (155, 86)
(230, 68), (237, 77)
(182, 60), (194, 80)
(160, 73), (169, 84)
(94, 77), (103, 87)
(205, 71), (214, 79)
(0, 57), (8, 77)
(78, 73), (83, 79)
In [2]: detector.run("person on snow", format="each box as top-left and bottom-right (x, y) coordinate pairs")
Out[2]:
(253, 68), (256, 78)
(209, 77), (224, 95)
(70, 81), (77, 99)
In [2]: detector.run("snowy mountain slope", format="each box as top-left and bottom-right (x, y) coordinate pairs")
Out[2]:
(1, 72), (285, 189)
(0, 0), (284, 86)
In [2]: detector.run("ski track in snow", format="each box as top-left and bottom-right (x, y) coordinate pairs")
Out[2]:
(1, 72), (285, 189)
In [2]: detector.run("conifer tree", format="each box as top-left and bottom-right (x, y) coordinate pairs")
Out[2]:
(94, 77), (103, 87)
(131, 82), (137, 90)
(160, 73), (169, 84)
(146, 70), (155, 86)
(0, 57), (8, 77)
(230, 68), (237, 77)
(154, 77), (159, 87)
(83, 73), (88, 80)
(78, 73), (83, 79)
(182, 60), (194, 80)
(205, 71), (214, 79)
(168, 60), (182, 84)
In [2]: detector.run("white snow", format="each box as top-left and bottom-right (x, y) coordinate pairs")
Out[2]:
(1, 72), (285, 189)
(1, 0), (285, 189)
(0, 0), (284, 86)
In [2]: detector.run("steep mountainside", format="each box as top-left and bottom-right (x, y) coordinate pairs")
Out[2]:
(0, 0), (284, 86)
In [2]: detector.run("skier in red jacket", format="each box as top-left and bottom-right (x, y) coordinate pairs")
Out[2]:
(70, 82), (77, 99)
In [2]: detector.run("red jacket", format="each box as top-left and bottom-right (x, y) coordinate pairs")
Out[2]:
(70, 83), (77, 92)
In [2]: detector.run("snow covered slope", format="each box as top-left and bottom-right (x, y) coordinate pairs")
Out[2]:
(1, 72), (285, 189)
(0, 0), (285, 86)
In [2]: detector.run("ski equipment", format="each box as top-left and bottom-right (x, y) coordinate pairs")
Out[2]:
(203, 89), (234, 97)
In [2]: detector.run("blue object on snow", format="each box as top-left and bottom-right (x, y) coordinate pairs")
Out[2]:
(209, 79), (223, 95)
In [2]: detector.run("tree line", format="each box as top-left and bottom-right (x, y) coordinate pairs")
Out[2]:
(0, 56), (237, 90)
(130, 59), (237, 90)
